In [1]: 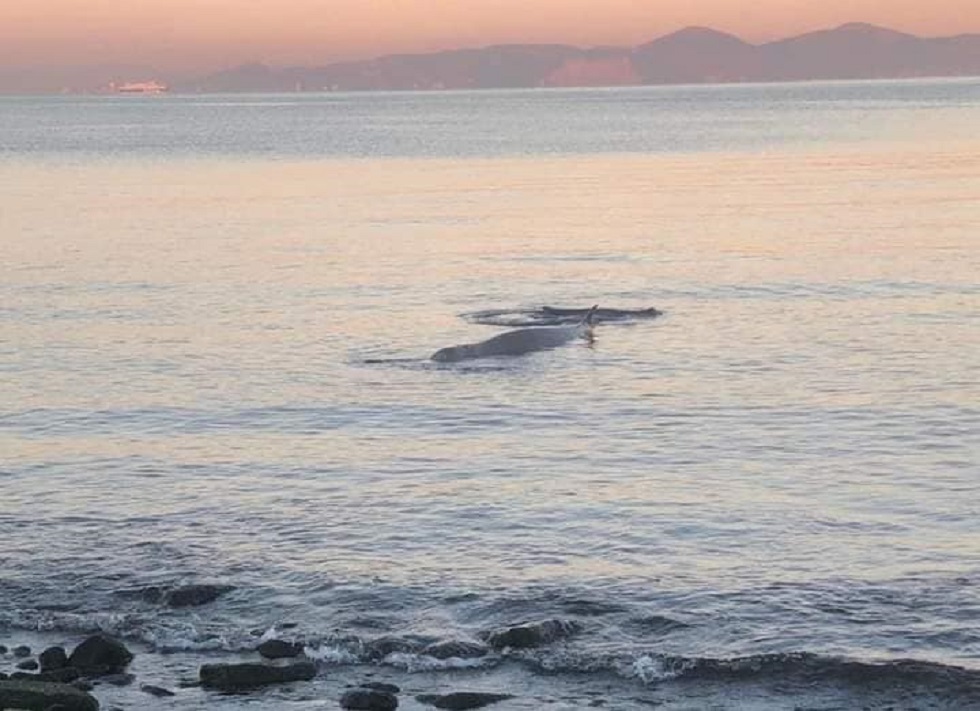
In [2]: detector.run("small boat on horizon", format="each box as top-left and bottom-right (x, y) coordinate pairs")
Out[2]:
(114, 80), (169, 94)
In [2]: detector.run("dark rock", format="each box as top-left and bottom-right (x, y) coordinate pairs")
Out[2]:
(13, 645), (32, 658)
(423, 640), (488, 660)
(164, 584), (233, 608)
(340, 687), (399, 710)
(10, 668), (80, 684)
(416, 692), (513, 710)
(66, 634), (133, 676)
(0, 644), (7, 654)
(199, 661), (316, 691)
(256, 639), (304, 659)
(17, 659), (40, 670)
(485, 619), (580, 650)
(141, 683), (176, 697)
(359, 681), (401, 694)
(40, 646), (69, 672)
(97, 673), (135, 687)
(0, 679), (99, 711)
(71, 679), (94, 692)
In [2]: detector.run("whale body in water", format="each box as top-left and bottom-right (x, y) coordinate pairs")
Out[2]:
(432, 305), (597, 362)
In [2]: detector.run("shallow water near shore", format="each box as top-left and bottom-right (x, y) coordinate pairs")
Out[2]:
(2, 80), (979, 708)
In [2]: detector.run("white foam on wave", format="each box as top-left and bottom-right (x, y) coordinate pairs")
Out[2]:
(1, 609), (140, 636)
(303, 643), (360, 664)
(384, 652), (492, 672)
(259, 625), (280, 642)
(624, 654), (688, 683)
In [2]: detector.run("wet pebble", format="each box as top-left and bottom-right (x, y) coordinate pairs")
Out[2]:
(141, 683), (176, 697)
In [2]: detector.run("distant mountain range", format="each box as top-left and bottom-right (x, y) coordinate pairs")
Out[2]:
(180, 23), (980, 93)
(3, 23), (978, 94)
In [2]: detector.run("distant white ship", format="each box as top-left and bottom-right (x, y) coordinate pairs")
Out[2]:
(114, 81), (169, 94)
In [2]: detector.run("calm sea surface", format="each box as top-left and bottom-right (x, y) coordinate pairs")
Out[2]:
(1, 80), (979, 705)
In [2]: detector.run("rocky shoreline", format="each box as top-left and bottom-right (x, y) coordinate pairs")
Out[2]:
(0, 632), (526, 710)
(0, 606), (578, 711)
(4, 584), (980, 710)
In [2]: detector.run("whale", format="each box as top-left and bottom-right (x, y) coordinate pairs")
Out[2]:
(432, 305), (597, 362)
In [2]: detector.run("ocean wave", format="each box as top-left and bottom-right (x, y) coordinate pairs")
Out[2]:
(3, 605), (978, 700)
(463, 305), (663, 327)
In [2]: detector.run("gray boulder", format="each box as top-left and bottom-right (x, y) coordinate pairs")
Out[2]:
(66, 634), (133, 676)
(422, 640), (488, 660)
(0, 679), (99, 711)
(199, 661), (316, 691)
(340, 687), (399, 710)
(256, 639), (304, 659)
(164, 584), (233, 607)
(416, 692), (513, 710)
(485, 619), (580, 650)
(39, 646), (69, 671)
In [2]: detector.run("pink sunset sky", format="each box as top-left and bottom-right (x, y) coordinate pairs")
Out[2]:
(2, 0), (978, 73)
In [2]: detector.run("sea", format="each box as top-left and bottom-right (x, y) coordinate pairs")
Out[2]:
(1, 79), (979, 709)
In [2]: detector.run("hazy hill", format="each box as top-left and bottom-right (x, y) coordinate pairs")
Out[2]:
(182, 23), (980, 92)
(633, 27), (761, 84)
(760, 22), (933, 80)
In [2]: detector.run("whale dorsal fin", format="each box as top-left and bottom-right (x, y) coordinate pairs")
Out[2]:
(582, 304), (599, 326)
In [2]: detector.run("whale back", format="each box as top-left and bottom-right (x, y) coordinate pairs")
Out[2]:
(431, 304), (599, 362)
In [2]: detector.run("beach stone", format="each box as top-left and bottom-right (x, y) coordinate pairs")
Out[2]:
(140, 683), (176, 697)
(66, 634), (133, 677)
(0, 679), (99, 711)
(340, 687), (399, 710)
(39, 646), (69, 672)
(485, 619), (580, 650)
(0, 644), (8, 654)
(17, 659), (40, 670)
(164, 584), (233, 607)
(199, 661), (316, 691)
(14, 645), (32, 658)
(423, 640), (488, 660)
(256, 639), (304, 659)
(416, 692), (514, 710)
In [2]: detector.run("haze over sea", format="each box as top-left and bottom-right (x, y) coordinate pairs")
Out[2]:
(2, 80), (979, 709)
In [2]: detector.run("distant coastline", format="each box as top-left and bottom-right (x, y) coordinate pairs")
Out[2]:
(4, 22), (980, 95)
